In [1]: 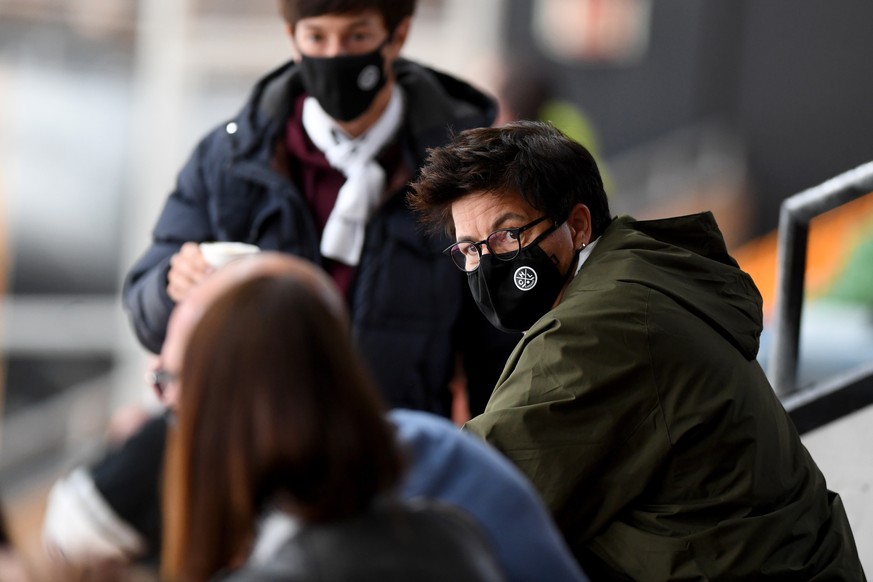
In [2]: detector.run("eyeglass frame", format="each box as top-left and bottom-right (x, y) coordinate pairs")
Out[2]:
(147, 367), (179, 398)
(443, 215), (554, 272)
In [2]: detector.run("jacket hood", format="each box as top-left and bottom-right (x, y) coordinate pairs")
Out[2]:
(580, 212), (764, 360)
(223, 58), (497, 166)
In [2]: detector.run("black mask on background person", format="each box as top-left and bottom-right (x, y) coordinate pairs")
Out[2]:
(298, 40), (389, 122)
(468, 224), (575, 333)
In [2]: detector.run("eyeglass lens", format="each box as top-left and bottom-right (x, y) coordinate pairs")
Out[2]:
(450, 230), (521, 271)
(448, 215), (550, 272)
(148, 368), (177, 397)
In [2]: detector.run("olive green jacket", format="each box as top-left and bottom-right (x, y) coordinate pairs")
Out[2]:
(466, 213), (865, 580)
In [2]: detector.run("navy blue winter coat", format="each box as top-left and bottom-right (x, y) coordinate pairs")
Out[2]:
(122, 59), (517, 416)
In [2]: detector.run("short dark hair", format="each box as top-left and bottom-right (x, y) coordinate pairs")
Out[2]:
(163, 275), (403, 581)
(408, 120), (612, 238)
(278, 0), (416, 33)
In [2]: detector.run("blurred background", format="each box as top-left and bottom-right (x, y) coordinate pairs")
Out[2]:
(1, 0), (871, 571)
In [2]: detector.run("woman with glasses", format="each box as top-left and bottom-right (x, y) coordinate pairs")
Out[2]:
(407, 120), (864, 580)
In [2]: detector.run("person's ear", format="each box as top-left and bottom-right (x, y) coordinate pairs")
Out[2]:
(384, 16), (411, 61)
(285, 22), (302, 62)
(567, 203), (592, 249)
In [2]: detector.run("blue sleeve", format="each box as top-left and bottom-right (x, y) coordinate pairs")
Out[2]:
(389, 409), (588, 582)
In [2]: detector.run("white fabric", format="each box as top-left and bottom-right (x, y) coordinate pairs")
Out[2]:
(302, 85), (405, 265)
(42, 468), (146, 561)
(248, 510), (301, 565)
(574, 237), (600, 276)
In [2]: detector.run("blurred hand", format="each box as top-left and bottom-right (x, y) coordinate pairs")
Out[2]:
(167, 242), (212, 302)
(0, 549), (30, 582)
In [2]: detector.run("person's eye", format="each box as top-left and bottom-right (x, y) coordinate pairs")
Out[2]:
(487, 230), (519, 254)
(457, 243), (477, 256)
(490, 230), (516, 245)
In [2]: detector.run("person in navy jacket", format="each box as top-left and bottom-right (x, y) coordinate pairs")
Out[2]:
(123, 0), (516, 417)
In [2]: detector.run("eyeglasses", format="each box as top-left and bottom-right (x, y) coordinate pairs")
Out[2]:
(147, 368), (178, 398)
(444, 215), (551, 272)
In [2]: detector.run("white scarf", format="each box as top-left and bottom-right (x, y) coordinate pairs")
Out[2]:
(302, 85), (405, 265)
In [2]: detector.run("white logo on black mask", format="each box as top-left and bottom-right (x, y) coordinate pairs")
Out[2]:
(513, 266), (538, 291)
(358, 65), (381, 91)
(468, 222), (574, 333)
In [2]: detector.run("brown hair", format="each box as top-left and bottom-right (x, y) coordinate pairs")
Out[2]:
(162, 275), (403, 581)
(408, 120), (612, 239)
(278, 0), (416, 33)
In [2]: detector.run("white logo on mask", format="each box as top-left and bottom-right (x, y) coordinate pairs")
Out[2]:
(358, 65), (380, 91)
(514, 266), (538, 291)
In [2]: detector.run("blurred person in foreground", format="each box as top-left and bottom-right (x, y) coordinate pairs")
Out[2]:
(407, 120), (865, 580)
(162, 272), (504, 582)
(45, 253), (588, 582)
(122, 0), (515, 419)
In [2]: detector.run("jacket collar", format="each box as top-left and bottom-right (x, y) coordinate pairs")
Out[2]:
(224, 58), (497, 168)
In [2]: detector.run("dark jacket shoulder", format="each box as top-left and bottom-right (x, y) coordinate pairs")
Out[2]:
(216, 500), (505, 582)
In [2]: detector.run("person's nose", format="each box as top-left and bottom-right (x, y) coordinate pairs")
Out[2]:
(323, 36), (349, 58)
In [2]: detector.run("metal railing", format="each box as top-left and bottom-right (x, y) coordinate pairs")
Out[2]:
(768, 161), (873, 433)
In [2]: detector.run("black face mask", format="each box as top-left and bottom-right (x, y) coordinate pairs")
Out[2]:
(468, 225), (575, 333)
(298, 41), (388, 122)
